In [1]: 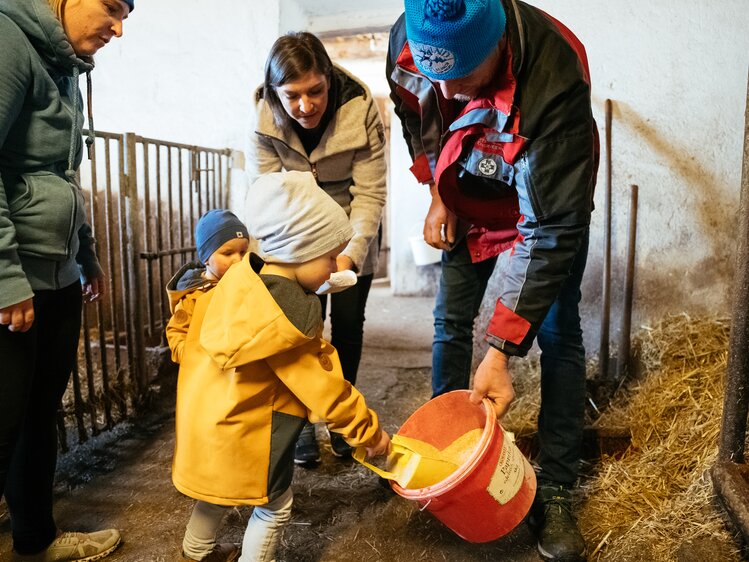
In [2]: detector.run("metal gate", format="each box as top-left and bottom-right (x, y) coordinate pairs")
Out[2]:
(58, 131), (232, 451)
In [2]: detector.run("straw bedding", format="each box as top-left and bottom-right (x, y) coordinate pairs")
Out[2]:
(502, 314), (743, 561)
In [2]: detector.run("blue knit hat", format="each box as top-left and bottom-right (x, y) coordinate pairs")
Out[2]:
(195, 209), (249, 264)
(404, 0), (506, 80)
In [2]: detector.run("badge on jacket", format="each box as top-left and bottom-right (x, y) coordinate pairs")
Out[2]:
(318, 352), (334, 371)
(173, 309), (189, 324)
(478, 158), (498, 176)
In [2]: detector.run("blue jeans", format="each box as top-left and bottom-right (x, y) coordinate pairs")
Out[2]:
(432, 233), (588, 487)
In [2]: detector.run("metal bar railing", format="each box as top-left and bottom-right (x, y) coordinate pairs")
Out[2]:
(155, 144), (167, 332)
(167, 147), (175, 282)
(56, 129), (232, 451)
(103, 136), (127, 420)
(124, 133), (148, 397)
(89, 143), (114, 429)
(142, 141), (155, 339)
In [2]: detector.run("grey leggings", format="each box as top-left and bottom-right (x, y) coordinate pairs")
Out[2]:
(183, 488), (293, 562)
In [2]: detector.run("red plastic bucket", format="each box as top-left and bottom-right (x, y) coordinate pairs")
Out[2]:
(391, 390), (536, 542)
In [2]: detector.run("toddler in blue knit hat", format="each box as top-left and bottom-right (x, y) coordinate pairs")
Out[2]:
(165, 209), (249, 348)
(194, 209), (250, 281)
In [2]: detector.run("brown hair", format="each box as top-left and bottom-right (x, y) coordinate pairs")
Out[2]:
(262, 32), (338, 129)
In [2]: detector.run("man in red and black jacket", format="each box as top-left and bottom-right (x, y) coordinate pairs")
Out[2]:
(387, 0), (598, 559)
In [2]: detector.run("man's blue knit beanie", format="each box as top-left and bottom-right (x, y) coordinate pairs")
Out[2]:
(404, 0), (506, 80)
(195, 209), (248, 265)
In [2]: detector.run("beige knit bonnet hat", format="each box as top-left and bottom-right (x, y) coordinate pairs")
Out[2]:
(246, 171), (353, 264)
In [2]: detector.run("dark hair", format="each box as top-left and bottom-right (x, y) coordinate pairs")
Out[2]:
(262, 32), (338, 129)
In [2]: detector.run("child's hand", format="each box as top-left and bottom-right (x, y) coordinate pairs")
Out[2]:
(365, 430), (391, 458)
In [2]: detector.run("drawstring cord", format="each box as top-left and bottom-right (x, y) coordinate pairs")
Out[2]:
(65, 65), (80, 179)
(85, 70), (96, 159)
(64, 68), (96, 179)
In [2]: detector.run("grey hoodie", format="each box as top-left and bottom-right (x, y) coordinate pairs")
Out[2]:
(0, 0), (102, 310)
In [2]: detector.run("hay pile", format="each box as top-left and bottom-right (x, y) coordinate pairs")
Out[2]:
(580, 314), (740, 561)
(501, 356), (542, 433)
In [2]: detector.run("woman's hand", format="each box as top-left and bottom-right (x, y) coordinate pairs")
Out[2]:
(0, 298), (35, 332)
(336, 255), (355, 273)
(82, 275), (106, 304)
(366, 430), (392, 458)
(469, 347), (515, 420)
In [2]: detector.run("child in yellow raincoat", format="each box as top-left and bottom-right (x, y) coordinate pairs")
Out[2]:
(166, 172), (390, 562)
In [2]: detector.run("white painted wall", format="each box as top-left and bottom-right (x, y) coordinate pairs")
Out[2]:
(527, 0), (749, 339)
(283, 0), (403, 33)
(375, 1), (749, 356)
(91, 0), (281, 151)
(85, 0), (283, 217)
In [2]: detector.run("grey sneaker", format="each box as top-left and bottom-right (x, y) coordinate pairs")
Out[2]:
(294, 423), (320, 465)
(529, 485), (586, 562)
(12, 529), (121, 561)
(180, 543), (240, 562)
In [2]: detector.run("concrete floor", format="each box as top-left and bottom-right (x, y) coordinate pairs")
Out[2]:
(0, 286), (543, 562)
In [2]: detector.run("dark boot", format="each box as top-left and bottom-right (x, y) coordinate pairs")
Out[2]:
(529, 484), (586, 562)
(328, 429), (353, 458)
(294, 423), (320, 466)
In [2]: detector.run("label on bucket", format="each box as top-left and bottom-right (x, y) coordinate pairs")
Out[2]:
(487, 431), (525, 505)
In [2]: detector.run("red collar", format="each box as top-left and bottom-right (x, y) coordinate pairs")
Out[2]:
(460, 45), (516, 118)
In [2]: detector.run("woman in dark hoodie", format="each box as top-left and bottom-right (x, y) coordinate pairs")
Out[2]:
(0, 0), (133, 560)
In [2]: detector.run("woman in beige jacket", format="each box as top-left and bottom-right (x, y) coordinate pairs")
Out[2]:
(248, 32), (387, 464)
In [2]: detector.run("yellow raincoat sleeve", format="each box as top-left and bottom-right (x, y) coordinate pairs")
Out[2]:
(198, 255), (382, 449)
(265, 339), (383, 449)
(165, 294), (198, 364)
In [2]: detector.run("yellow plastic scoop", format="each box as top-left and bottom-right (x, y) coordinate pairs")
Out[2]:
(354, 434), (462, 489)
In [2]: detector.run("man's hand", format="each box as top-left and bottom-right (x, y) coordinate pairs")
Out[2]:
(366, 430), (392, 458)
(470, 346), (515, 420)
(82, 275), (106, 304)
(424, 182), (457, 250)
(336, 255), (355, 273)
(0, 298), (35, 333)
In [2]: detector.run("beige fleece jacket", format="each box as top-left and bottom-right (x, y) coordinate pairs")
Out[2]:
(248, 65), (387, 276)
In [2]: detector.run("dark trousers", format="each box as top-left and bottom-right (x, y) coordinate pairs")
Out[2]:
(318, 274), (374, 386)
(432, 233), (589, 487)
(0, 281), (82, 554)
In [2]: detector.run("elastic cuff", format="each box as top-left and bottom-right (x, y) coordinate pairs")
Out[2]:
(486, 335), (526, 357)
(409, 153), (433, 184)
(487, 300), (531, 346)
(361, 427), (383, 449)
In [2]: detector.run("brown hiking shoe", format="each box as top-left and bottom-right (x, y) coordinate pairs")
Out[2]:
(180, 543), (240, 562)
(12, 529), (121, 561)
